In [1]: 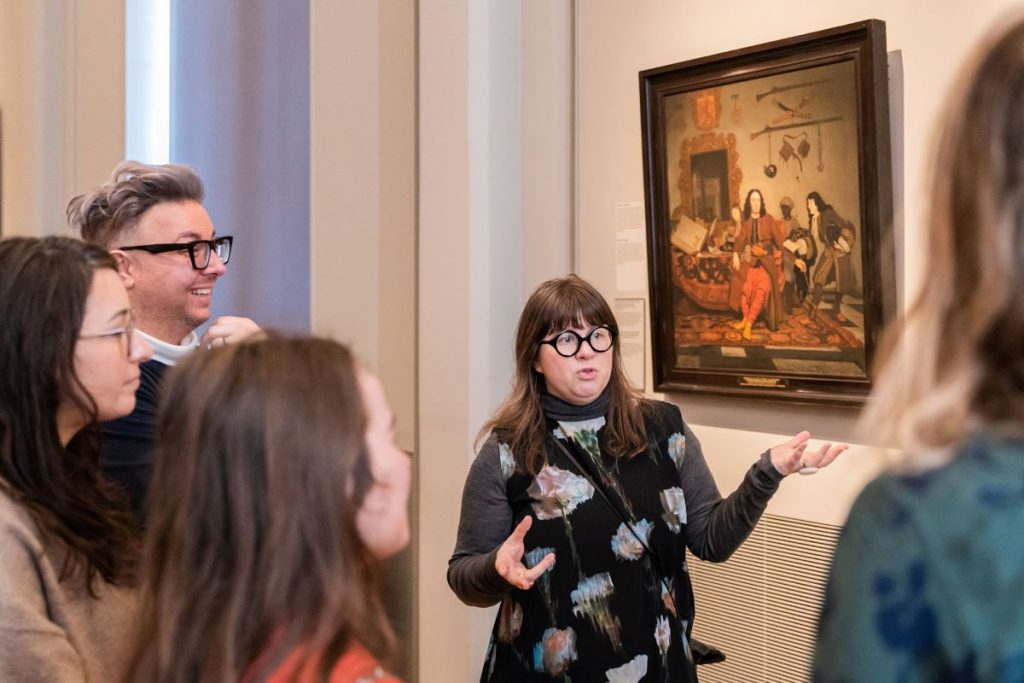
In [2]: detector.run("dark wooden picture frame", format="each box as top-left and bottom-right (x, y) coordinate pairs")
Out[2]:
(640, 20), (894, 405)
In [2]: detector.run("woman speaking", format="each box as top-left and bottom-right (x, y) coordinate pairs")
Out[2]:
(448, 274), (844, 682)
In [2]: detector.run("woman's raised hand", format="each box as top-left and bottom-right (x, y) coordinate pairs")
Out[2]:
(769, 431), (848, 476)
(495, 516), (555, 590)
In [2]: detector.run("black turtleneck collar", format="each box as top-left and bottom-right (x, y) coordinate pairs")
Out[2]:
(540, 385), (611, 421)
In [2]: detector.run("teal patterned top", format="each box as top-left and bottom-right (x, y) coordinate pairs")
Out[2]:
(814, 435), (1024, 682)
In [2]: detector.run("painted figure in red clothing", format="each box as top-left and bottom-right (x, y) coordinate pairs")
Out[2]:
(729, 189), (788, 339)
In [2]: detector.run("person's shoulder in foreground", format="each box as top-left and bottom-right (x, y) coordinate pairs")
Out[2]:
(814, 435), (1024, 682)
(262, 642), (403, 683)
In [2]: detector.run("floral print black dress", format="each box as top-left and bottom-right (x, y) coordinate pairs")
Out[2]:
(449, 391), (784, 683)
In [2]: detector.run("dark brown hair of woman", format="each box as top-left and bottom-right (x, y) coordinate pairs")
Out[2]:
(479, 274), (652, 475)
(128, 336), (394, 683)
(66, 160), (204, 247)
(0, 236), (139, 592)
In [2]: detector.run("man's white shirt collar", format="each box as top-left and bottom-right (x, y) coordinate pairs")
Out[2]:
(137, 329), (200, 366)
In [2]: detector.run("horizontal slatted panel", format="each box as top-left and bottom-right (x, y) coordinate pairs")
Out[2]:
(688, 514), (841, 683)
(689, 523), (766, 683)
(766, 516), (840, 683)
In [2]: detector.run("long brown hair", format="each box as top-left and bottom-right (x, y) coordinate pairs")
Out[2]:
(479, 274), (651, 474)
(128, 337), (394, 682)
(861, 17), (1024, 466)
(0, 236), (139, 590)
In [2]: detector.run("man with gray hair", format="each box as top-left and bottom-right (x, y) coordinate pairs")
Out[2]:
(68, 161), (261, 516)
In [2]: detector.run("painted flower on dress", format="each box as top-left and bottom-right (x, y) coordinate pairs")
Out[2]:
(498, 442), (515, 480)
(524, 546), (556, 571)
(571, 572), (623, 650)
(668, 432), (686, 470)
(532, 627), (578, 675)
(604, 654), (648, 683)
(497, 598), (523, 643)
(528, 465), (595, 520)
(661, 579), (676, 617)
(525, 546), (558, 621)
(557, 417), (607, 443)
(610, 519), (654, 561)
(655, 615), (672, 656)
(558, 419), (636, 517)
(660, 487), (687, 533)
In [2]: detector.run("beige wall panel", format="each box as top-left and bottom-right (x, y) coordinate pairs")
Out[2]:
(417, 0), (475, 680)
(0, 0), (123, 236)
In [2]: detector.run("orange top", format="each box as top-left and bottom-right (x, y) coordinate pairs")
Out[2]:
(260, 643), (402, 683)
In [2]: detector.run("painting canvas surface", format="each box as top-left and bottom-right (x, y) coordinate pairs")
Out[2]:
(660, 60), (868, 381)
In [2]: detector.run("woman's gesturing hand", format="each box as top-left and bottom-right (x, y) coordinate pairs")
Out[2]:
(770, 431), (848, 476)
(495, 516), (555, 590)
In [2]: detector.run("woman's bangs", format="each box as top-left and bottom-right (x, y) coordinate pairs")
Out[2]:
(542, 290), (611, 336)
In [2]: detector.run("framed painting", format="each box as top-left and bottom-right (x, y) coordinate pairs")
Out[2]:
(640, 20), (894, 404)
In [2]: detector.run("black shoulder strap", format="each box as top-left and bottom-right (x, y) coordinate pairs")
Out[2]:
(551, 435), (727, 666)
(550, 436), (678, 612)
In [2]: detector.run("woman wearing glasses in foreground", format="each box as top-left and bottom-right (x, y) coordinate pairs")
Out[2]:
(814, 19), (1024, 681)
(127, 337), (411, 682)
(0, 236), (152, 681)
(448, 274), (846, 682)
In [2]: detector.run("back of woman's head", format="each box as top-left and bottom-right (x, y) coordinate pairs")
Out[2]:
(863, 18), (1024, 462)
(0, 236), (136, 587)
(134, 336), (391, 682)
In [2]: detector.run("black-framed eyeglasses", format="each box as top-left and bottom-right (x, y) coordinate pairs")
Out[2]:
(79, 316), (137, 358)
(117, 236), (233, 270)
(539, 325), (616, 358)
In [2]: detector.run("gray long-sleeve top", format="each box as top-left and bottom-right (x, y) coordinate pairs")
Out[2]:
(447, 414), (784, 607)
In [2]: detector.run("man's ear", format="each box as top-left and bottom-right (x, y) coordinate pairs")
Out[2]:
(110, 250), (135, 289)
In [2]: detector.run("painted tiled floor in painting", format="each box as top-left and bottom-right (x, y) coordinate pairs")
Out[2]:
(676, 290), (866, 377)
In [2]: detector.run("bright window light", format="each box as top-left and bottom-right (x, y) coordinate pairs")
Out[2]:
(125, 0), (170, 163)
